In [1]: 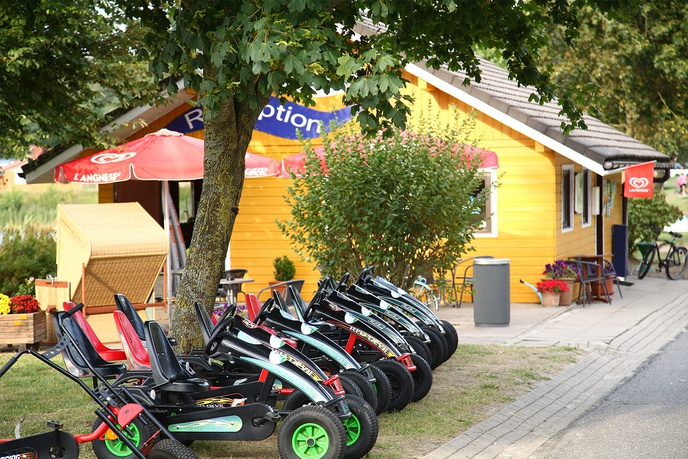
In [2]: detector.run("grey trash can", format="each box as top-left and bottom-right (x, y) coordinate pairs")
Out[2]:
(473, 258), (510, 326)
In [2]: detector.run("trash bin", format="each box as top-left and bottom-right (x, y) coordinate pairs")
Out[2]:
(473, 258), (510, 326)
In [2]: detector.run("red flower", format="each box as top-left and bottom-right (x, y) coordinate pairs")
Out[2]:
(10, 295), (41, 314)
(536, 280), (569, 294)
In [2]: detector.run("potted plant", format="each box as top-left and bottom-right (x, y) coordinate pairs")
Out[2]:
(0, 293), (46, 349)
(270, 255), (296, 295)
(536, 279), (570, 307)
(543, 260), (578, 306)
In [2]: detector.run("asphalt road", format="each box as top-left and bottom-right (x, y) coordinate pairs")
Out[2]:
(534, 328), (688, 459)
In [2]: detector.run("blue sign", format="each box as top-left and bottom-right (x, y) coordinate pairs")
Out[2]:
(165, 97), (352, 139)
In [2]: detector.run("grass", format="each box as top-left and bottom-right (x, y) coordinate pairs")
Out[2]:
(0, 344), (582, 458)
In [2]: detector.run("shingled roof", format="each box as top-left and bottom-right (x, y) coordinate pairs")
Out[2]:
(405, 58), (670, 177)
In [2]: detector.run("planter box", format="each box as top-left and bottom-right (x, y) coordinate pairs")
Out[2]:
(0, 311), (47, 350)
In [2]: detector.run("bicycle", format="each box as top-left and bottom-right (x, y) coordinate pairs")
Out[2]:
(410, 275), (441, 310)
(637, 231), (688, 280)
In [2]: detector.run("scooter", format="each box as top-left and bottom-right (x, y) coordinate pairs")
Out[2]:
(0, 302), (198, 459)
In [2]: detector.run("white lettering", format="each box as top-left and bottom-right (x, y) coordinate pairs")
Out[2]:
(183, 108), (203, 130)
(258, 105), (275, 121)
(291, 114), (307, 128)
(257, 102), (331, 134)
(275, 105), (286, 121)
(73, 172), (122, 183)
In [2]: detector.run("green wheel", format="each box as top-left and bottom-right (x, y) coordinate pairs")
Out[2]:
(340, 395), (378, 459)
(278, 405), (346, 459)
(92, 417), (156, 459)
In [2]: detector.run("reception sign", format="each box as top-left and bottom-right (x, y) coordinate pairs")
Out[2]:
(166, 96), (352, 139)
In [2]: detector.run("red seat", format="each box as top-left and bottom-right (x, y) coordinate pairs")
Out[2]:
(113, 310), (151, 370)
(62, 301), (126, 361)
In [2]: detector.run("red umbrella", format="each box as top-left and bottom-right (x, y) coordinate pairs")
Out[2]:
(276, 144), (498, 178)
(245, 152), (278, 177)
(276, 146), (328, 178)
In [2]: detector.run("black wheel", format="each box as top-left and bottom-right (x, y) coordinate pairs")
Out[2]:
(338, 374), (363, 400)
(282, 389), (312, 412)
(371, 359), (414, 412)
(439, 320), (459, 359)
(340, 370), (378, 414)
(91, 416), (156, 459)
(637, 247), (655, 279)
(340, 395), (378, 459)
(422, 326), (448, 369)
(367, 364), (391, 416)
(405, 335), (432, 365)
(409, 353), (433, 402)
(277, 405), (347, 459)
(148, 439), (199, 459)
(666, 246), (688, 280)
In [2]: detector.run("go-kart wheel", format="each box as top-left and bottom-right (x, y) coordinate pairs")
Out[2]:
(422, 326), (448, 369)
(282, 389), (311, 412)
(148, 439), (199, 459)
(340, 394), (378, 459)
(339, 370), (378, 414)
(404, 336), (432, 365)
(367, 364), (391, 415)
(278, 404), (347, 459)
(91, 416), (156, 459)
(338, 374), (363, 399)
(409, 353), (433, 402)
(439, 320), (459, 360)
(371, 359), (414, 412)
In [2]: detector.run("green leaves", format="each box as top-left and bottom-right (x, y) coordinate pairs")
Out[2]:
(279, 110), (492, 288)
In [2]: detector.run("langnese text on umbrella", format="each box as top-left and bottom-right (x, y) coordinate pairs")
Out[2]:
(71, 172), (122, 183)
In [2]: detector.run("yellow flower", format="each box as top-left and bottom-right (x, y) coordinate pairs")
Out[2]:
(0, 294), (10, 315)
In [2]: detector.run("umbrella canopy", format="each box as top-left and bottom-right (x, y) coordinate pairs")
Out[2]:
(276, 144), (498, 178)
(245, 152), (278, 177)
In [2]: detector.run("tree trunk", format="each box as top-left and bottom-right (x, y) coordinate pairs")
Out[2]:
(170, 95), (267, 353)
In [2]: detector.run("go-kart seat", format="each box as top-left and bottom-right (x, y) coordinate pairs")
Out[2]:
(53, 311), (126, 386)
(144, 320), (210, 393)
(114, 293), (146, 342)
(63, 301), (126, 361)
(113, 310), (151, 370)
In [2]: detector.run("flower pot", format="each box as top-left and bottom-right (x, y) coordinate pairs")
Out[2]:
(0, 311), (47, 350)
(540, 292), (561, 307)
(558, 278), (576, 306)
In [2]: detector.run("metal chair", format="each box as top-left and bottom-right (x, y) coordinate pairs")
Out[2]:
(567, 259), (611, 304)
(450, 256), (494, 307)
(217, 268), (249, 303)
(601, 259), (623, 298)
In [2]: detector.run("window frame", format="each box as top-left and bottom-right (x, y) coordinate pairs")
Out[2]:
(474, 169), (498, 237)
(562, 165), (574, 232)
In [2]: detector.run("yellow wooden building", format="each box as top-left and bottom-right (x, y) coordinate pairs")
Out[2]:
(23, 58), (671, 307)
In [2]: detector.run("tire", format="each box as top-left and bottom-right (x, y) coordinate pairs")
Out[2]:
(340, 395), (378, 459)
(637, 247), (655, 279)
(148, 439), (199, 459)
(404, 336), (432, 365)
(371, 359), (414, 413)
(282, 389), (312, 412)
(439, 320), (459, 359)
(409, 353), (433, 403)
(277, 405), (347, 459)
(422, 326), (448, 369)
(340, 370), (378, 414)
(338, 374), (363, 400)
(92, 416), (156, 459)
(666, 246), (688, 280)
(367, 364), (391, 416)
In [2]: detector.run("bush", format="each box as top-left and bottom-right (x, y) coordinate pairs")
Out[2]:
(0, 226), (56, 296)
(273, 255), (296, 281)
(279, 109), (492, 289)
(628, 189), (683, 254)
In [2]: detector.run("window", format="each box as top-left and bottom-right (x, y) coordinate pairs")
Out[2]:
(473, 170), (498, 236)
(562, 165), (574, 231)
(582, 169), (591, 227)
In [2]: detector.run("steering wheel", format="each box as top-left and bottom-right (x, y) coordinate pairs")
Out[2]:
(336, 273), (350, 291)
(205, 304), (236, 354)
(303, 290), (326, 320)
(357, 266), (374, 285)
(254, 297), (276, 325)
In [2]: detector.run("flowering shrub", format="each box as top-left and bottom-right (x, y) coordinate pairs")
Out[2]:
(543, 260), (578, 279)
(536, 279), (570, 294)
(9, 295), (40, 314)
(0, 293), (10, 315)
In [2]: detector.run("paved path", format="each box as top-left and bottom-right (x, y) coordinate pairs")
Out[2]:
(424, 276), (688, 459)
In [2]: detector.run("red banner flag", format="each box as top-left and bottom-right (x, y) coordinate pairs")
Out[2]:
(624, 161), (655, 198)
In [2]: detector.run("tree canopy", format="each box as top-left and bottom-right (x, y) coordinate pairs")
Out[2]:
(3, 0), (641, 351)
(0, 0), (161, 158)
(541, 2), (688, 162)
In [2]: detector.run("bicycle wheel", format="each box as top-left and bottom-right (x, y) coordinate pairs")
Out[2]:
(666, 246), (688, 280)
(412, 282), (439, 310)
(637, 246), (656, 279)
